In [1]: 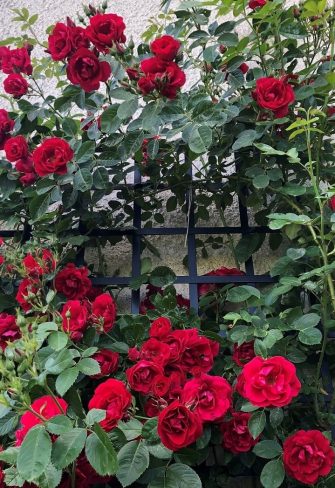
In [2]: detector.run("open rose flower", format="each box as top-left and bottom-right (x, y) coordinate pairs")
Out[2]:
(66, 48), (111, 92)
(3, 73), (28, 98)
(61, 300), (89, 341)
(90, 349), (119, 379)
(157, 400), (203, 451)
(32, 137), (74, 176)
(233, 341), (255, 367)
(4, 135), (28, 163)
(16, 278), (38, 312)
(126, 360), (164, 394)
(283, 430), (335, 485)
(15, 396), (68, 445)
(0, 109), (14, 149)
(139, 338), (171, 366)
(149, 317), (172, 339)
(23, 249), (56, 277)
(236, 356), (301, 407)
(1, 47), (32, 75)
(55, 263), (92, 300)
(176, 328), (219, 373)
(48, 21), (88, 61)
(88, 378), (132, 431)
(182, 374), (232, 422)
(253, 76), (295, 118)
(249, 0), (267, 9)
(221, 412), (259, 453)
(138, 57), (186, 99)
(86, 13), (126, 52)
(91, 293), (116, 333)
(151, 35), (180, 61)
(0, 313), (20, 350)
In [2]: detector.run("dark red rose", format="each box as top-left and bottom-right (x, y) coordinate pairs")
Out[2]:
(32, 137), (73, 176)
(149, 317), (172, 339)
(151, 35), (180, 61)
(91, 349), (119, 378)
(66, 48), (111, 92)
(239, 62), (249, 74)
(48, 22), (89, 61)
(86, 13), (126, 53)
(181, 374), (232, 422)
(2, 47), (32, 75)
(61, 300), (89, 341)
(20, 172), (37, 186)
(0, 109), (14, 150)
(128, 347), (140, 362)
(144, 398), (164, 417)
(140, 338), (171, 366)
(126, 360), (164, 394)
(220, 412), (259, 453)
(158, 401), (203, 451)
(74, 454), (113, 487)
(327, 106), (335, 118)
(139, 57), (186, 99)
(16, 278), (38, 312)
(0, 466), (4, 486)
(3, 73), (28, 98)
(253, 77), (295, 118)
(88, 378), (132, 431)
(55, 263), (92, 299)
(236, 356), (301, 407)
(0, 46), (10, 70)
(233, 341), (255, 367)
(0, 313), (20, 351)
(177, 328), (219, 373)
(249, 0), (267, 8)
(329, 196), (335, 211)
(0, 257), (4, 266)
(15, 156), (34, 173)
(91, 293), (117, 333)
(283, 430), (335, 485)
(15, 395), (68, 445)
(126, 67), (140, 81)
(199, 266), (245, 296)
(152, 374), (172, 397)
(4, 135), (28, 163)
(23, 249), (56, 277)
(138, 75), (156, 95)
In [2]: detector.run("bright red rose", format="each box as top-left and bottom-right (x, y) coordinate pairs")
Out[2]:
(233, 341), (255, 367)
(140, 338), (171, 366)
(61, 300), (89, 341)
(128, 347), (140, 362)
(0, 313), (20, 350)
(199, 266), (245, 296)
(91, 349), (119, 379)
(15, 395), (68, 445)
(151, 35), (180, 61)
(329, 195), (335, 212)
(249, 0), (267, 8)
(3, 73), (28, 98)
(66, 48), (111, 92)
(4, 135), (28, 163)
(55, 263), (92, 300)
(23, 249), (56, 277)
(283, 430), (335, 485)
(0, 257), (4, 266)
(48, 22), (89, 61)
(149, 317), (172, 339)
(32, 137), (73, 176)
(181, 374), (232, 422)
(253, 77), (295, 118)
(86, 13), (126, 53)
(91, 293), (117, 333)
(139, 57), (186, 99)
(0, 109), (14, 150)
(236, 356), (301, 407)
(220, 412), (259, 453)
(239, 62), (249, 74)
(1, 47), (32, 75)
(16, 278), (38, 312)
(126, 360), (164, 394)
(88, 378), (132, 431)
(177, 328), (219, 373)
(157, 401), (203, 451)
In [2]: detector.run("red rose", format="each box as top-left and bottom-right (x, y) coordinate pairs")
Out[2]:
(0, 110), (14, 150)
(329, 196), (335, 212)
(91, 293), (117, 333)
(66, 48), (111, 92)
(3, 73), (28, 98)
(55, 263), (92, 299)
(48, 22), (88, 61)
(233, 341), (255, 367)
(126, 360), (164, 394)
(283, 430), (335, 485)
(253, 77), (295, 118)
(23, 249), (56, 277)
(149, 317), (172, 339)
(126, 67), (140, 81)
(88, 378), (132, 431)
(236, 356), (301, 407)
(86, 13), (126, 53)
(32, 137), (73, 176)
(249, 0), (267, 8)
(0, 47), (9, 70)
(157, 401), (203, 451)
(139, 57), (186, 99)
(327, 106), (335, 118)
(20, 172), (37, 186)
(2, 47), (32, 75)
(16, 278), (38, 312)
(144, 398), (163, 417)
(61, 300), (89, 341)
(220, 412), (259, 453)
(15, 395), (68, 445)
(199, 266), (245, 296)
(239, 62), (249, 74)
(0, 466), (4, 485)
(140, 338), (171, 366)
(181, 374), (232, 422)
(16, 156), (34, 173)
(4, 135), (28, 163)
(177, 328), (219, 373)
(152, 374), (172, 397)
(74, 454), (113, 487)
(0, 313), (20, 350)
(138, 75), (156, 95)
(91, 349), (119, 378)
(128, 347), (140, 362)
(151, 35), (180, 61)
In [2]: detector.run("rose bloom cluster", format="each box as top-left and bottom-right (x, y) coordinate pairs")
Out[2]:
(0, 45), (31, 98)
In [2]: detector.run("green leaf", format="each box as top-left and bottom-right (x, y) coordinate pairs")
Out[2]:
(55, 367), (79, 396)
(100, 105), (121, 134)
(298, 327), (322, 345)
(62, 118), (78, 137)
(253, 440), (283, 459)
(116, 440), (150, 487)
(46, 415), (73, 435)
(77, 358), (101, 376)
(93, 167), (109, 189)
(117, 419), (143, 440)
(148, 463), (202, 488)
(75, 141), (95, 164)
(233, 129), (259, 150)
(227, 285), (260, 303)
(260, 458), (285, 488)
(17, 426), (52, 482)
(235, 233), (264, 264)
(117, 98), (138, 120)
(51, 428), (87, 469)
(0, 412), (18, 436)
(149, 266), (176, 287)
(86, 409), (106, 426)
(48, 331), (68, 351)
(45, 349), (74, 374)
(188, 125), (212, 154)
(253, 174), (269, 189)
(269, 408), (284, 428)
(36, 463), (62, 488)
(85, 426), (118, 476)
(29, 193), (51, 221)
(74, 168), (93, 192)
(292, 313), (320, 330)
(0, 447), (19, 464)
(248, 411), (266, 439)
(4, 467), (25, 487)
